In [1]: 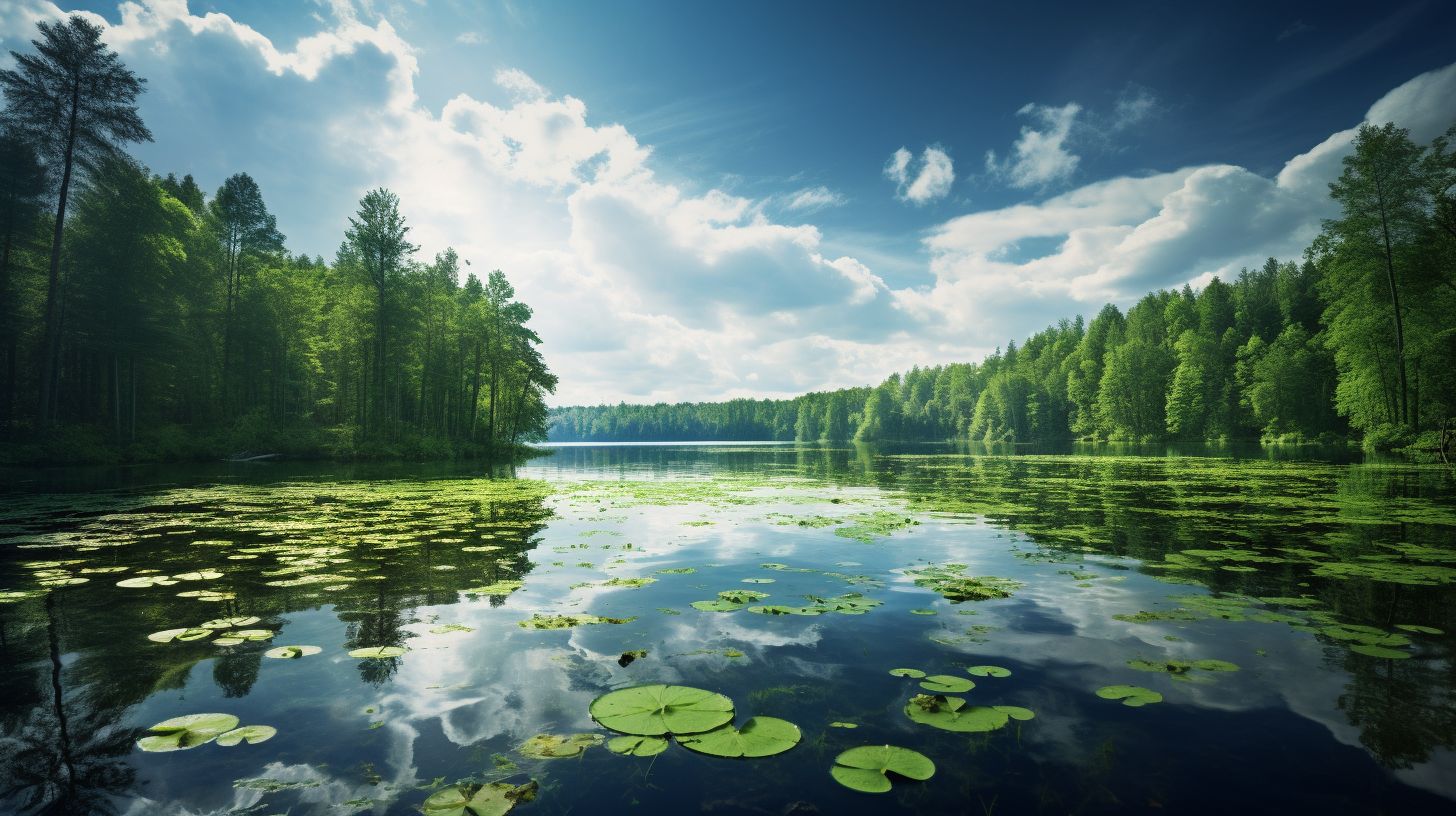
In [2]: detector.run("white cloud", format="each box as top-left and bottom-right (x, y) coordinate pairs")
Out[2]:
(455, 30), (485, 45)
(985, 102), (1082, 189)
(493, 66), (546, 101)
(783, 185), (846, 212)
(884, 145), (955, 204)
(1112, 85), (1158, 130)
(927, 61), (1456, 337)
(5, 2), (1453, 407)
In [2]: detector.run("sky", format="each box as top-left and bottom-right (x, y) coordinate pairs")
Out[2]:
(2, 0), (1455, 406)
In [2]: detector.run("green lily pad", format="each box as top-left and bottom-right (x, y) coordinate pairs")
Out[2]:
(656, 567), (697, 575)
(1350, 644), (1412, 659)
(995, 705), (1035, 721)
(904, 694), (1010, 733)
(1096, 685), (1164, 707)
(147, 627), (212, 644)
(200, 616), (260, 629)
(1395, 624), (1443, 635)
(431, 624), (475, 634)
(422, 780), (538, 816)
(829, 745), (935, 793)
(910, 609), (937, 616)
(589, 684), (735, 736)
(966, 665), (1011, 677)
(518, 733), (603, 759)
(746, 605), (824, 616)
(264, 645), (322, 659)
(217, 725), (277, 746)
(677, 716), (801, 758)
(518, 613), (636, 629)
(919, 674), (975, 693)
(462, 580), (524, 597)
(116, 576), (178, 588)
(889, 668), (926, 678)
(349, 646), (407, 659)
(1191, 659), (1240, 672)
(602, 576), (656, 589)
(136, 713), (240, 752)
(741, 577), (774, 583)
(829, 721), (858, 728)
(606, 735), (669, 756)
(172, 570), (224, 581)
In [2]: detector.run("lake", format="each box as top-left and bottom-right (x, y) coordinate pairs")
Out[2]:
(1, 443), (1453, 815)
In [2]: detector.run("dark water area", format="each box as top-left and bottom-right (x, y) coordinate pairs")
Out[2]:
(0, 443), (1452, 815)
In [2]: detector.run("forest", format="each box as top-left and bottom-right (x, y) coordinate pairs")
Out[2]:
(0, 17), (556, 464)
(551, 122), (1456, 452)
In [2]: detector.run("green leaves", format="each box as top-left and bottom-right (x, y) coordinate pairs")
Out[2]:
(606, 735), (668, 756)
(136, 713), (240, 752)
(919, 674), (974, 693)
(264, 644), (321, 659)
(677, 717), (801, 758)
(1096, 685), (1164, 707)
(589, 685), (734, 736)
(966, 665), (1011, 677)
(518, 613), (636, 629)
(216, 725), (277, 746)
(903, 694), (1026, 733)
(518, 733), (602, 759)
(348, 646), (407, 658)
(421, 780), (538, 816)
(830, 745), (935, 793)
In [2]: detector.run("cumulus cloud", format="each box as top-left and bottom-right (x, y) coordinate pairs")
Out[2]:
(928, 61), (1456, 338)
(5, 1), (1453, 406)
(884, 145), (955, 204)
(985, 102), (1082, 189)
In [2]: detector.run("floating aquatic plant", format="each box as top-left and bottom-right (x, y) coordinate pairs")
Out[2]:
(217, 725), (276, 746)
(518, 613), (635, 629)
(136, 713), (240, 752)
(421, 779), (538, 816)
(349, 646), (407, 658)
(889, 668), (926, 678)
(264, 645), (321, 659)
(677, 717), (801, 758)
(147, 627), (212, 644)
(919, 674), (974, 693)
(606, 735), (668, 756)
(966, 665), (1010, 677)
(904, 694), (1027, 733)
(589, 684), (734, 736)
(829, 745), (935, 793)
(518, 733), (602, 759)
(1096, 685), (1163, 707)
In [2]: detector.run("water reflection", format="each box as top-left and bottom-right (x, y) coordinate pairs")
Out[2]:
(0, 445), (1451, 814)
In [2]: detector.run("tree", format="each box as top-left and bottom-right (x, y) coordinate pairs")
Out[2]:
(0, 130), (47, 424)
(210, 172), (284, 410)
(0, 15), (151, 427)
(1324, 123), (1427, 429)
(340, 188), (415, 433)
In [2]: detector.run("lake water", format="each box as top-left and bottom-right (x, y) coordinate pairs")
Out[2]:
(1, 443), (1453, 815)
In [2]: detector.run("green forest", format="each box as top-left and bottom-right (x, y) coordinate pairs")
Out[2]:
(0, 17), (556, 464)
(551, 122), (1456, 451)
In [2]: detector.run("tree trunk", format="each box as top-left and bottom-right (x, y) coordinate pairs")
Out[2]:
(38, 82), (81, 429)
(1376, 191), (1409, 426)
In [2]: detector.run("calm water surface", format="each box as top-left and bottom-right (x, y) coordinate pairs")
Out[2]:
(1, 444), (1453, 815)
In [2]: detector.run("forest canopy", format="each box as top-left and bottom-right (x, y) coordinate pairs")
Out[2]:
(0, 15), (555, 463)
(551, 122), (1456, 451)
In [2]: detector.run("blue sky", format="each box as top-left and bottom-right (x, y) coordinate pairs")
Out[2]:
(3, 1), (1455, 404)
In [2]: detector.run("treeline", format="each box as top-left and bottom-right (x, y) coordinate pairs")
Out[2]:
(552, 121), (1456, 450)
(0, 16), (555, 463)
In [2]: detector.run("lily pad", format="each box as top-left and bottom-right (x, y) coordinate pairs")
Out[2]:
(147, 627), (212, 644)
(830, 745), (935, 793)
(1395, 624), (1443, 635)
(1350, 644), (1412, 659)
(217, 725), (277, 746)
(746, 605), (824, 616)
(889, 668), (926, 678)
(264, 645), (322, 659)
(136, 713), (240, 752)
(421, 780), (538, 816)
(904, 694), (1010, 733)
(919, 674), (975, 693)
(677, 716), (801, 758)
(200, 616), (260, 629)
(606, 735), (668, 756)
(349, 646), (407, 659)
(966, 665), (1011, 677)
(589, 684), (734, 736)
(519, 613), (635, 629)
(117, 576), (178, 588)
(172, 569), (224, 581)
(1096, 685), (1163, 707)
(518, 733), (603, 759)
(656, 567), (697, 575)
